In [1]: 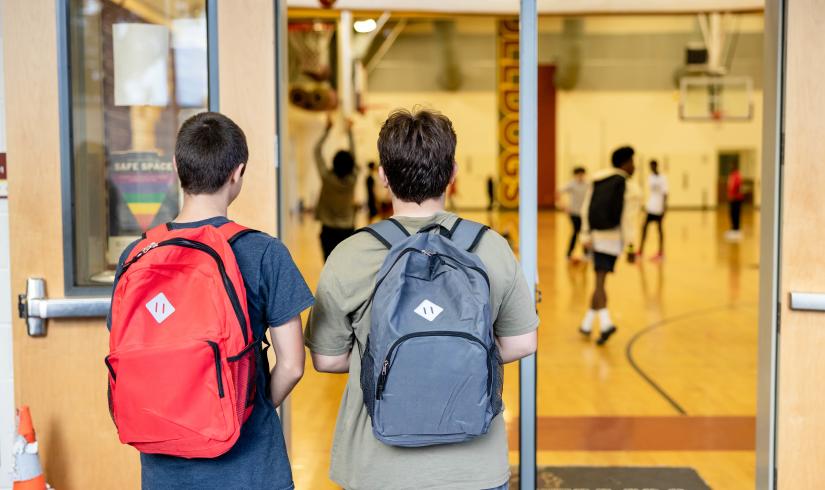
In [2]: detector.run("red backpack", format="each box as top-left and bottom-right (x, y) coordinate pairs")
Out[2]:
(106, 222), (258, 458)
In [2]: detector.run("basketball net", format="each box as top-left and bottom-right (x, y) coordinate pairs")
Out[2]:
(288, 21), (334, 83)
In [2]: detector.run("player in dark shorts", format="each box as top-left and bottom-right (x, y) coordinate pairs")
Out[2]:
(579, 146), (638, 345)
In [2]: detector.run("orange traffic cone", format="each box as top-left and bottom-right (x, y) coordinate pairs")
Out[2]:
(12, 406), (47, 490)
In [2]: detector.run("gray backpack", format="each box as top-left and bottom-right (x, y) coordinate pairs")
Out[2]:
(357, 218), (503, 447)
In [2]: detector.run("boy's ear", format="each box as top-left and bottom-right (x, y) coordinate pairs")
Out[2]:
(172, 156), (178, 174)
(449, 162), (458, 184)
(378, 166), (390, 189)
(230, 163), (246, 184)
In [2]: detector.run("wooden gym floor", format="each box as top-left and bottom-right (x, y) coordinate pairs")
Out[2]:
(284, 208), (759, 489)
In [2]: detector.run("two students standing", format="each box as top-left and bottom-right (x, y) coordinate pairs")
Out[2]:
(107, 109), (538, 489)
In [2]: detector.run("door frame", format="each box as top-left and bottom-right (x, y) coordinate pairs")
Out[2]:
(756, 0), (783, 488)
(518, 1), (538, 489)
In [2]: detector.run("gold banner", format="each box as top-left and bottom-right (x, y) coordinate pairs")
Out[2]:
(497, 19), (519, 209)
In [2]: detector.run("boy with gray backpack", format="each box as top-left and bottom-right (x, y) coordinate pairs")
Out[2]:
(305, 108), (538, 490)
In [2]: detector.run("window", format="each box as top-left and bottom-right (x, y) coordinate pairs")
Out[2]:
(61, 0), (213, 292)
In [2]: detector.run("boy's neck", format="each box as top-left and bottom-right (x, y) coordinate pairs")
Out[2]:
(391, 195), (446, 218)
(175, 193), (230, 223)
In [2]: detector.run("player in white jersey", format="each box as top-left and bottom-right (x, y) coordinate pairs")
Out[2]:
(638, 159), (668, 261)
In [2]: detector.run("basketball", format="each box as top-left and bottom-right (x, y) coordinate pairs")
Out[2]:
(319, 0), (336, 8)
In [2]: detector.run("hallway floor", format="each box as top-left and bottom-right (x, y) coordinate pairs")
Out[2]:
(284, 208), (759, 489)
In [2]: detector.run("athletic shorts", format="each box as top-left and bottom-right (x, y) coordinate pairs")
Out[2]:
(645, 212), (663, 223)
(593, 251), (618, 273)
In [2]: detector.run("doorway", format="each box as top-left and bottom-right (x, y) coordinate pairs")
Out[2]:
(718, 149), (756, 205)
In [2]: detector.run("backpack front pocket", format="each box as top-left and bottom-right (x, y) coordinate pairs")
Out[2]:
(373, 332), (492, 445)
(108, 339), (235, 446)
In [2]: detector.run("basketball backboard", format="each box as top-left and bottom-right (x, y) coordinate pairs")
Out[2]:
(679, 76), (754, 121)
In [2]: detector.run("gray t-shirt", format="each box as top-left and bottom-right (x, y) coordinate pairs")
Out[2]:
(305, 212), (539, 490)
(561, 179), (588, 217)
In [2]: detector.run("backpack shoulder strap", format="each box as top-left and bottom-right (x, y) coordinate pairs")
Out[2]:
(449, 218), (489, 253)
(355, 218), (410, 250)
(217, 221), (258, 244)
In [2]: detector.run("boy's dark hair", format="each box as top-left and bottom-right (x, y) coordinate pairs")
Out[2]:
(175, 112), (249, 194)
(650, 159), (659, 168)
(378, 108), (456, 204)
(333, 151), (356, 179)
(368, 161), (376, 170)
(611, 146), (635, 168)
(573, 166), (586, 175)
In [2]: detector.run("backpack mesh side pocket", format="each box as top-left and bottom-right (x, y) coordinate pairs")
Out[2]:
(228, 344), (257, 423)
(489, 348), (504, 415)
(360, 337), (377, 418)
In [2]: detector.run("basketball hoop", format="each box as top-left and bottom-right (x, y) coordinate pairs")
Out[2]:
(288, 21), (335, 82)
(678, 76), (754, 122)
(288, 21), (337, 111)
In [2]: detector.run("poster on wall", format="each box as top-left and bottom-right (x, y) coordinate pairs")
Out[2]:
(106, 151), (179, 264)
(112, 23), (170, 107)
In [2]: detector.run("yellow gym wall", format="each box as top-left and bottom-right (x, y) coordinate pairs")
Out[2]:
(286, 14), (763, 211)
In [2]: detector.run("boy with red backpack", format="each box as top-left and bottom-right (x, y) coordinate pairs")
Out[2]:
(107, 112), (312, 489)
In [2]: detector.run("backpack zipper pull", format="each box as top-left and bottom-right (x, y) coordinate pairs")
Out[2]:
(421, 249), (434, 256)
(135, 242), (158, 259)
(376, 360), (390, 400)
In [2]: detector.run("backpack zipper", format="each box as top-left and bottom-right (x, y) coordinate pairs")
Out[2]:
(121, 238), (249, 344)
(375, 331), (492, 400)
(104, 355), (116, 381)
(367, 248), (490, 308)
(206, 341), (225, 398)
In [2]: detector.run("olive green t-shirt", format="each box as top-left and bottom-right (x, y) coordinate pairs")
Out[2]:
(305, 212), (539, 490)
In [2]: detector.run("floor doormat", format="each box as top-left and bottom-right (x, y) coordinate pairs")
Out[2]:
(509, 466), (712, 490)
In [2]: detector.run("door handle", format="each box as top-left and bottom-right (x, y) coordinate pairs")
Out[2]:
(17, 277), (111, 337)
(789, 292), (825, 312)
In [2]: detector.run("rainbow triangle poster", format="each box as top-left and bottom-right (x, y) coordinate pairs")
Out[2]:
(109, 152), (178, 234)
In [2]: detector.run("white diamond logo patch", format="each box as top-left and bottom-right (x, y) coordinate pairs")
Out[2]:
(146, 292), (175, 324)
(414, 299), (443, 322)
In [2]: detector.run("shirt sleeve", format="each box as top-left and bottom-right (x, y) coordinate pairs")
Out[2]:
(622, 182), (641, 249)
(579, 181), (594, 243)
(494, 249), (540, 337)
(260, 240), (314, 327)
(305, 266), (354, 356)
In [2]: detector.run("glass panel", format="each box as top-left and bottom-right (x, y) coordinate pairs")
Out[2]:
(68, 0), (208, 287)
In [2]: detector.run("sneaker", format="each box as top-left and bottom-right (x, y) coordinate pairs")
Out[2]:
(596, 326), (617, 345)
(650, 253), (664, 262)
(579, 326), (591, 338)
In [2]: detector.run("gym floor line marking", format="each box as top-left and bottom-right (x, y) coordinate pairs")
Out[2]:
(624, 302), (757, 416)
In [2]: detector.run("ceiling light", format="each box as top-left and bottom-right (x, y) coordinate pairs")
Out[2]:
(354, 19), (377, 34)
